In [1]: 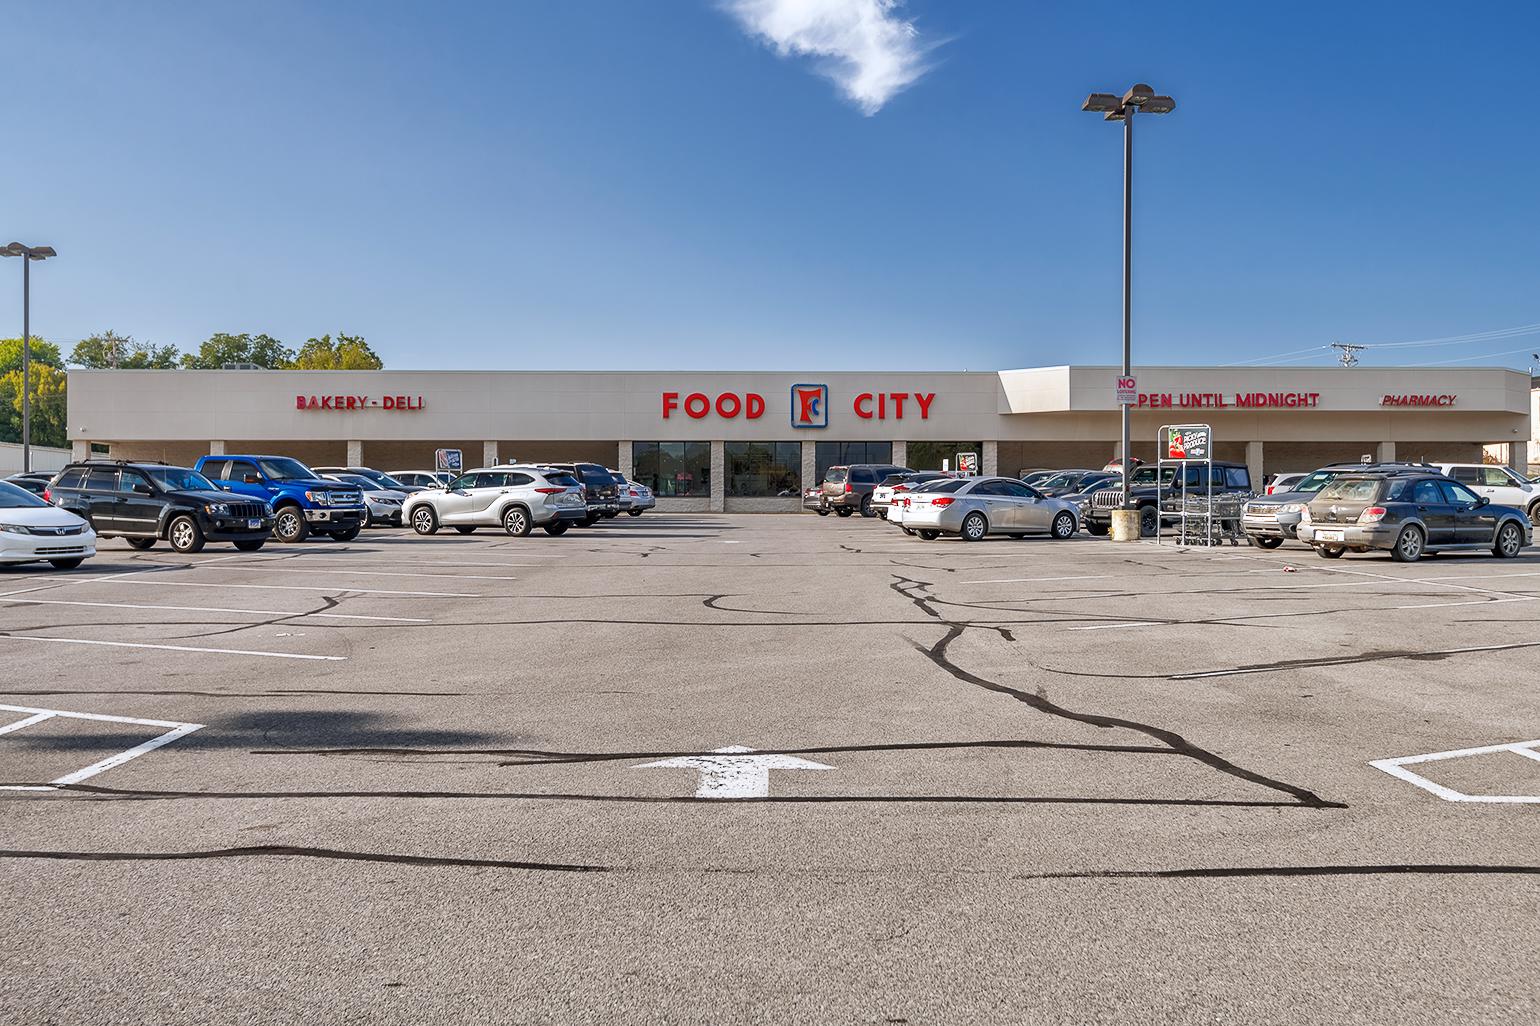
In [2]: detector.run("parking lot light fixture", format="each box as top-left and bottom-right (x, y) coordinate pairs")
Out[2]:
(1080, 85), (1175, 510)
(1, 242), (58, 474)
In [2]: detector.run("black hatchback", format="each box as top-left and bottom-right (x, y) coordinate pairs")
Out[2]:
(48, 460), (275, 553)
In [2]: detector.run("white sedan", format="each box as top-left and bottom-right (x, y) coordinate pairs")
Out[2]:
(0, 480), (96, 569)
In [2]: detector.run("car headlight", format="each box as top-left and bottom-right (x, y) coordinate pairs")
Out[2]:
(379, 497), (401, 506)
(1299, 506), (1312, 524)
(264, 503), (275, 516)
(0, 522), (29, 535)
(1279, 503), (1302, 514)
(204, 502), (231, 515)
(304, 491), (332, 506)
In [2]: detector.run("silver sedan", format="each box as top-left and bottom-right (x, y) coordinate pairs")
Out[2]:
(891, 476), (1080, 541)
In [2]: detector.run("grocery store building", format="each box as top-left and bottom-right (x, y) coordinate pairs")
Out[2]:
(66, 365), (1532, 512)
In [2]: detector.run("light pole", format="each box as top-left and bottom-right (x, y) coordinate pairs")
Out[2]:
(1082, 85), (1174, 512)
(1, 242), (57, 473)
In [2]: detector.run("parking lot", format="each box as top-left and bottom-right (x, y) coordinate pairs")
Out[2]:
(3, 513), (1539, 1024)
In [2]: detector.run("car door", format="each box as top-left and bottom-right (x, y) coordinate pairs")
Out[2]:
(966, 480), (1018, 529)
(223, 460), (269, 501)
(116, 469), (162, 537)
(1477, 466), (1532, 509)
(470, 472), (515, 522)
(1409, 479), (1456, 545)
(80, 467), (123, 530)
(436, 473), (485, 523)
(1440, 480), (1496, 545)
(999, 479), (1051, 531)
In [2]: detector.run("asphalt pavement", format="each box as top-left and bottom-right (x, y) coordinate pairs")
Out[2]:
(2, 513), (1538, 1024)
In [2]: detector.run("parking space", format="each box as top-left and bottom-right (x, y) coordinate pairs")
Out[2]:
(4, 513), (1540, 1023)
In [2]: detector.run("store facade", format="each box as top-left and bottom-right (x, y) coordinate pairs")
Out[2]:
(66, 365), (1532, 511)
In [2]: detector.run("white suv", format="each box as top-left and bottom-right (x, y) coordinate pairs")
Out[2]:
(1434, 463), (1539, 523)
(403, 465), (588, 537)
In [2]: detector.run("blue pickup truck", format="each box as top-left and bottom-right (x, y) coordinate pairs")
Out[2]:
(194, 455), (368, 543)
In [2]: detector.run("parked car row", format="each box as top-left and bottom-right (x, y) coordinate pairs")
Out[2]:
(0, 455), (657, 570)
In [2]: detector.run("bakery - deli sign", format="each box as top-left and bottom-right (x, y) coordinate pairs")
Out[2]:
(296, 394), (425, 411)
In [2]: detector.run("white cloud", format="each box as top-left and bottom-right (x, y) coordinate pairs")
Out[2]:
(722, 0), (936, 115)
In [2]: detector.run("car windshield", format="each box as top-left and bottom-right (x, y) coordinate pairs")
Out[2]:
(336, 475), (384, 492)
(256, 457), (317, 481)
(373, 473), (409, 488)
(1317, 478), (1381, 502)
(1292, 471), (1339, 493)
(0, 481), (48, 508)
(929, 480), (968, 494)
(825, 468), (848, 484)
(1039, 472), (1082, 489)
(543, 473), (581, 488)
(144, 466), (218, 492)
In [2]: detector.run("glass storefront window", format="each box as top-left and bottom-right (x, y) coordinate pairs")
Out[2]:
(726, 442), (802, 497)
(633, 442), (711, 497)
(905, 441), (982, 472)
(815, 442), (893, 483)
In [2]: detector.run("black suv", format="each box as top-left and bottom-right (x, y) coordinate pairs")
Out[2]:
(821, 464), (912, 518)
(48, 460), (275, 553)
(545, 463), (622, 525)
(1082, 461), (1253, 537)
(1300, 468), (1531, 562)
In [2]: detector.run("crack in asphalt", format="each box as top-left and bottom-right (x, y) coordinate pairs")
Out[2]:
(0, 844), (604, 872)
(1039, 640), (1540, 681)
(889, 575), (1342, 809)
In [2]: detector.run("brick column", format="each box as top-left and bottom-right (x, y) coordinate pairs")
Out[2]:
(1507, 441), (1529, 474)
(982, 440), (998, 477)
(710, 440), (725, 513)
(801, 440), (817, 492)
(891, 440), (907, 468)
(483, 440), (499, 466)
(347, 439), (363, 466)
(1376, 441), (1396, 463)
(618, 440), (634, 478)
(1245, 440), (1264, 492)
(72, 439), (92, 460)
(209, 440), (226, 456)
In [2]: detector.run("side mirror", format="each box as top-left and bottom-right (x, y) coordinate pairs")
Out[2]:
(132, 483), (153, 495)
(1475, 496), (1490, 508)
(243, 474), (261, 484)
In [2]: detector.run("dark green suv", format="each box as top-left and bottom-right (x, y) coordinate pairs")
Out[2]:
(48, 460), (275, 553)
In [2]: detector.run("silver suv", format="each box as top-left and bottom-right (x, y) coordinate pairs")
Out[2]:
(402, 465), (588, 537)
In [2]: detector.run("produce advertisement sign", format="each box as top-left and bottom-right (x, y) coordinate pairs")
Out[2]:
(1163, 425), (1211, 461)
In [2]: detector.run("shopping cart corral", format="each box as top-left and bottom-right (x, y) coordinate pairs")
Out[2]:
(1161, 491), (1253, 546)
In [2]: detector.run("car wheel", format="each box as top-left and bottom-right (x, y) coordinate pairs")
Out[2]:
(1085, 521), (1109, 536)
(583, 514), (600, 527)
(1316, 544), (1345, 559)
(543, 522), (570, 536)
(49, 558), (84, 570)
(454, 526), (477, 535)
(877, 509), (887, 520)
(233, 539), (265, 552)
(1391, 525), (1424, 563)
(918, 529), (940, 540)
(1253, 536), (1284, 549)
(1494, 520), (1525, 559)
(901, 527), (915, 536)
(815, 510), (829, 517)
(330, 526), (362, 542)
(1139, 505), (1159, 537)
(628, 510), (643, 517)
(835, 508), (853, 518)
(1051, 511), (1076, 539)
(1528, 501), (1540, 528)
(502, 506), (532, 537)
(273, 506), (309, 543)
(411, 506), (439, 535)
(960, 512), (988, 542)
(167, 515), (206, 554)
(125, 537), (157, 550)
(859, 495), (875, 518)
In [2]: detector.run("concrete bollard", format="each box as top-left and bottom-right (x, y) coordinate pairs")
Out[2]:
(1110, 508), (1142, 542)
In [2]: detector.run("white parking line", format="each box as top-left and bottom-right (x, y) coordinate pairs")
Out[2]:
(1388, 596), (1539, 611)
(1066, 621), (1163, 631)
(0, 635), (346, 661)
(93, 579), (478, 598)
(0, 596), (429, 623)
(191, 565), (517, 582)
(959, 575), (1114, 585)
(1371, 739), (1540, 803)
(0, 703), (204, 791)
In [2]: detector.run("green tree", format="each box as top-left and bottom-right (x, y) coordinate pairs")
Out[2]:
(291, 333), (384, 370)
(0, 337), (64, 375)
(180, 332), (294, 369)
(69, 330), (180, 369)
(0, 364), (69, 448)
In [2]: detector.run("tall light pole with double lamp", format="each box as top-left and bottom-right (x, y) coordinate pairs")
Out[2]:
(2, 242), (58, 473)
(1081, 85), (1174, 516)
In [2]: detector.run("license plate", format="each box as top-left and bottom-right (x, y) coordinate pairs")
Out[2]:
(1317, 529), (1344, 542)
(247, 519), (262, 529)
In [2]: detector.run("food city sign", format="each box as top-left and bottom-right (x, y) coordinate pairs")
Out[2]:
(296, 394), (425, 411)
(662, 386), (936, 424)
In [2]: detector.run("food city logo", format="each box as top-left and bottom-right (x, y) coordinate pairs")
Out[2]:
(295, 394), (425, 411)
(660, 385), (936, 427)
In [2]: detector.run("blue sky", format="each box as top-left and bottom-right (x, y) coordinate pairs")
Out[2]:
(3, 0), (1537, 372)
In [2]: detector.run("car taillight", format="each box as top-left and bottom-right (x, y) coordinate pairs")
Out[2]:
(534, 487), (565, 494)
(932, 497), (955, 507)
(1358, 506), (1387, 524)
(42, 488), (51, 502)
(845, 483), (852, 494)
(1266, 485), (1276, 494)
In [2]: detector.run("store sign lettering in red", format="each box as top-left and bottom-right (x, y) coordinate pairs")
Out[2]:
(296, 395), (425, 411)
(662, 392), (767, 419)
(1137, 392), (1321, 409)
(1381, 394), (1456, 407)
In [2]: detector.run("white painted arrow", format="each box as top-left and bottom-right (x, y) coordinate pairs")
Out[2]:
(635, 744), (834, 799)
